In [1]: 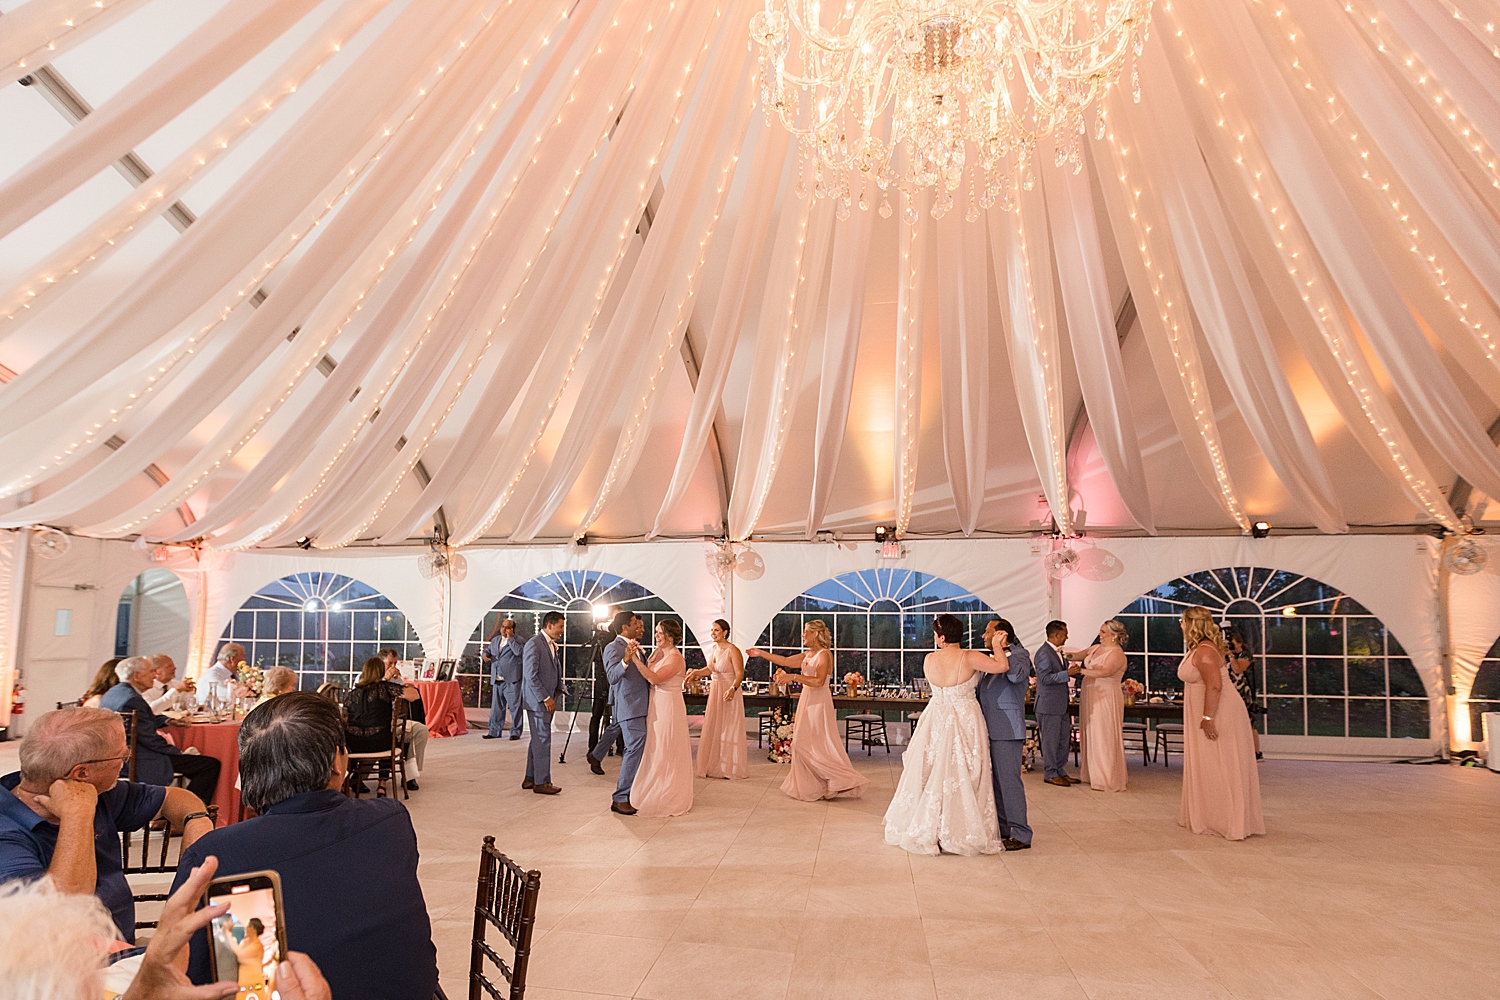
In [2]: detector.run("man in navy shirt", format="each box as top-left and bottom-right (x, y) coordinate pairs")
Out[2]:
(0, 707), (214, 942)
(174, 691), (438, 1000)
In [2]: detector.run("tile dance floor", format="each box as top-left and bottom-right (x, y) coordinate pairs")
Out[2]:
(5, 735), (1496, 999)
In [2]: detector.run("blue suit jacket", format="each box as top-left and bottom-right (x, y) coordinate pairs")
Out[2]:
(602, 635), (650, 722)
(99, 682), (178, 786)
(978, 645), (1033, 742)
(521, 633), (563, 710)
(488, 635), (524, 684)
(1033, 642), (1071, 715)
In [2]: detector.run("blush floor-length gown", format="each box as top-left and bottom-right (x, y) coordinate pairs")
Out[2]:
(1078, 646), (1129, 792)
(630, 652), (694, 817)
(781, 680), (868, 802)
(695, 643), (748, 779)
(883, 675), (1004, 856)
(1178, 645), (1265, 840)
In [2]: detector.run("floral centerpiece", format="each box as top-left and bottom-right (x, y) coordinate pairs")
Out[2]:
(1122, 678), (1145, 706)
(768, 705), (794, 763)
(842, 671), (864, 698)
(238, 661), (265, 698)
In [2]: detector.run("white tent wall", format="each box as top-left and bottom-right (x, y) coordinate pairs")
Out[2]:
(117, 566), (190, 666)
(1061, 535), (1447, 757)
(4, 532), (1490, 759)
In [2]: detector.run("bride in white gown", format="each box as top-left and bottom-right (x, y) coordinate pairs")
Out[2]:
(884, 613), (1012, 856)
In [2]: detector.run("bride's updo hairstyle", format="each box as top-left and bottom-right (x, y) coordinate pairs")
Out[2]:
(1181, 606), (1226, 655)
(658, 618), (683, 646)
(933, 613), (965, 644)
(805, 619), (832, 648)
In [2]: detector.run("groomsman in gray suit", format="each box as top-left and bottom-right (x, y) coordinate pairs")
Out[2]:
(1034, 620), (1078, 786)
(588, 610), (650, 815)
(979, 618), (1033, 850)
(521, 611), (567, 794)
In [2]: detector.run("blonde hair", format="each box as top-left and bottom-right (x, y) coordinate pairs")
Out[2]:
(1181, 606), (1226, 655)
(804, 619), (832, 649)
(0, 877), (115, 999)
(1100, 620), (1129, 645)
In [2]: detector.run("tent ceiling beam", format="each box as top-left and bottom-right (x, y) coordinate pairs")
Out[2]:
(102, 435), (194, 530)
(17, 64), (196, 233)
(1445, 412), (1500, 519)
(638, 183), (731, 533)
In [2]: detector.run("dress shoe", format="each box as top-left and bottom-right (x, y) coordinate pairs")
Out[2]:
(1044, 776), (1071, 787)
(587, 754), (605, 775)
(521, 779), (535, 790)
(1002, 838), (1032, 851)
(532, 783), (561, 795)
(509, 734), (522, 741)
(610, 800), (637, 815)
(482, 734), (502, 739)
(1066, 776), (1083, 785)
(405, 781), (419, 791)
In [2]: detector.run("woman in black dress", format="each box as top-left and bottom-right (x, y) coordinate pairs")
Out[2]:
(344, 657), (422, 790)
(1224, 627), (1264, 760)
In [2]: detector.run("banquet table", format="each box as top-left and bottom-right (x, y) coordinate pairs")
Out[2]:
(415, 680), (468, 737)
(164, 720), (240, 824)
(684, 691), (1186, 726)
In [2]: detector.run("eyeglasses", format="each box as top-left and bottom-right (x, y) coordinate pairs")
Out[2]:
(72, 754), (129, 770)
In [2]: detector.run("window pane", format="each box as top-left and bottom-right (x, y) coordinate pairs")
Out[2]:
(1346, 659), (1385, 697)
(1266, 697), (1303, 735)
(1304, 618), (1341, 656)
(1347, 699), (1387, 738)
(836, 615), (867, 649)
(1124, 654), (1146, 686)
(352, 643), (376, 667)
(836, 649), (867, 676)
(1306, 697), (1345, 736)
(1265, 618), (1302, 655)
(327, 644), (351, 672)
(1306, 658), (1344, 695)
(1117, 616), (1145, 653)
(298, 672), (324, 691)
(1345, 619), (1384, 657)
(1146, 616), (1184, 656)
(1386, 630), (1406, 656)
(1390, 699), (1429, 739)
(903, 650), (928, 680)
(1147, 655), (1183, 692)
(380, 613), (405, 643)
(1474, 663), (1500, 700)
(255, 611), (277, 639)
(353, 612), (376, 641)
(1388, 659), (1425, 698)
(327, 612), (351, 641)
(868, 614), (900, 649)
(1265, 657), (1304, 695)
(902, 613), (934, 647)
(868, 651), (901, 687)
(278, 612), (301, 640)
(772, 613), (801, 648)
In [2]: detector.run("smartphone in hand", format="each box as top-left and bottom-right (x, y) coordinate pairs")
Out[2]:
(205, 870), (288, 1000)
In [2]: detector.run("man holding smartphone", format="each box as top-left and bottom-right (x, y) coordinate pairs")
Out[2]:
(0, 707), (215, 942)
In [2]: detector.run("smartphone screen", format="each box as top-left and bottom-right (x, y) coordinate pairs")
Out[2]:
(206, 873), (286, 1000)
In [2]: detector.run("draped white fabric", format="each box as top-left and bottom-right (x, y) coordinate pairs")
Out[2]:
(1, 0), (1500, 546)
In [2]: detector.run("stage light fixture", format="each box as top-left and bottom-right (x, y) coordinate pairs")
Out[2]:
(1251, 521), (1271, 539)
(295, 536), (312, 549)
(874, 525), (890, 544)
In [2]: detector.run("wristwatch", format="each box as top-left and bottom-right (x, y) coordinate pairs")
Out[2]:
(182, 811), (212, 825)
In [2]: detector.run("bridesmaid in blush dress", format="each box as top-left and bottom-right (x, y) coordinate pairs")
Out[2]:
(1066, 620), (1129, 792)
(685, 618), (748, 779)
(628, 619), (694, 817)
(748, 620), (868, 802)
(1177, 606), (1265, 840)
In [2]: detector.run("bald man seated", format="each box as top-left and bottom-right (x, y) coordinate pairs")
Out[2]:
(0, 707), (214, 943)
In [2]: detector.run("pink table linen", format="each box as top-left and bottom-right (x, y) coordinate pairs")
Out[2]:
(416, 680), (467, 738)
(164, 721), (241, 823)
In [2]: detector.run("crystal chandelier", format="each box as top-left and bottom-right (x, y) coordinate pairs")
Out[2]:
(749, 0), (1154, 220)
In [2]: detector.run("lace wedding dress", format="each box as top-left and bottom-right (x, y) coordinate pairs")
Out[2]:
(883, 675), (1004, 856)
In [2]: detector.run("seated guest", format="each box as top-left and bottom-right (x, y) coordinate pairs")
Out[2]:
(0, 707), (214, 943)
(346, 657), (426, 791)
(199, 644), (242, 706)
(380, 647), (427, 725)
(79, 658), (123, 708)
(173, 693), (438, 1000)
(100, 657), (222, 805)
(143, 654), (193, 713)
(254, 666), (298, 708)
(0, 854), (333, 1000)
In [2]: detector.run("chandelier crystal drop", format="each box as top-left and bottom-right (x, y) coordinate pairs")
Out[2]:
(750, 0), (1155, 217)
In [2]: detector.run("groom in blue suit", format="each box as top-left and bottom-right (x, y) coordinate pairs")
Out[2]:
(1034, 620), (1077, 786)
(978, 618), (1033, 850)
(588, 610), (649, 816)
(521, 611), (567, 794)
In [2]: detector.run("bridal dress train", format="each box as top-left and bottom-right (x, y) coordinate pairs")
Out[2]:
(883, 675), (1004, 856)
(630, 666), (694, 817)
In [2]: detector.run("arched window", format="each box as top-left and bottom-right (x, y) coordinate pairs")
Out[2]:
(459, 571), (701, 708)
(753, 569), (993, 688)
(218, 573), (426, 692)
(1114, 567), (1427, 738)
(1469, 640), (1500, 741)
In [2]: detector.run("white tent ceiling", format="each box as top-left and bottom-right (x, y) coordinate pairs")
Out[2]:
(2, 0), (1500, 549)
